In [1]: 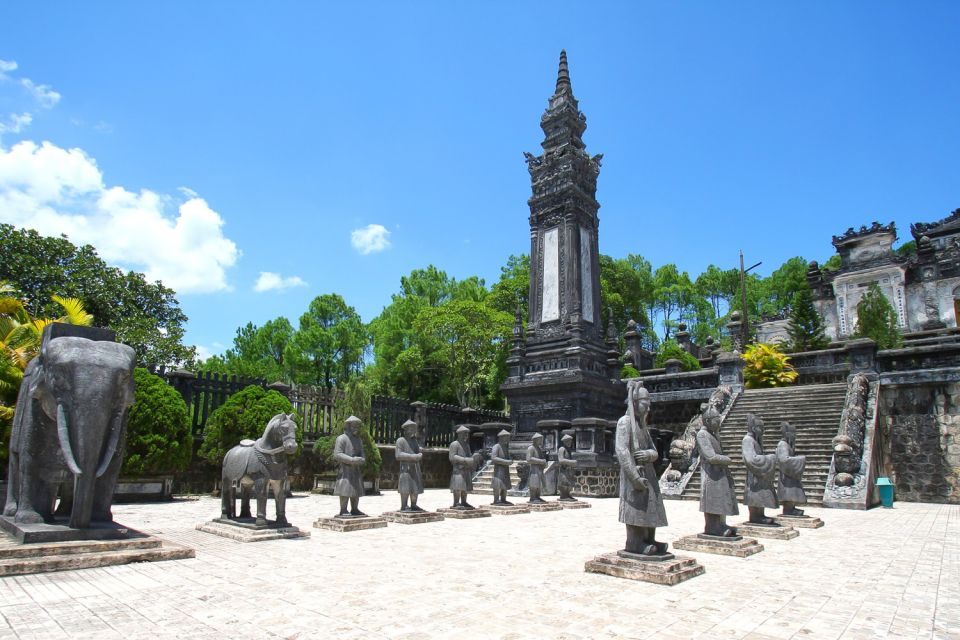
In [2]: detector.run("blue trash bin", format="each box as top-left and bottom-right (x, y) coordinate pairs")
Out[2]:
(877, 477), (894, 507)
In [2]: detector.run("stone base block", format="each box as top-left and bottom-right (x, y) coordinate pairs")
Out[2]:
(197, 519), (309, 542)
(481, 504), (530, 515)
(526, 501), (562, 512)
(313, 516), (388, 532)
(0, 529), (193, 577)
(558, 500), (591, 509)
(735, 522), (799, 540)
(775, 515), (824, 529)
(673, 533), (764, 557)
(584, 551), (704, 586)
(381, 510), (444, 525)
(435, 508), (492, 519)
(0, 515), (131, 544)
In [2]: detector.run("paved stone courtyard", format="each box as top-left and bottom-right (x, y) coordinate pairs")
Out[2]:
(0, 491), (957, 640)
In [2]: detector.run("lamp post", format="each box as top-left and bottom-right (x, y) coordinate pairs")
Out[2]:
(739, 250), (762, 349)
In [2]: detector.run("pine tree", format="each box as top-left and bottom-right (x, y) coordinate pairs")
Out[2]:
(786, 286), (829, 352)
(853, 282), (903, 349)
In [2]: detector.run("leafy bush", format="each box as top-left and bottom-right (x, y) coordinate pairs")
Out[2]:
(314, 377), (381, 478)
(199, 385), (300, 465)
(853, 282), (903, 349)
(743, 343), (798, 389)
(620, 364), (640, 379)
(654, 339), (701, 371)
(122, 368), (192, 476)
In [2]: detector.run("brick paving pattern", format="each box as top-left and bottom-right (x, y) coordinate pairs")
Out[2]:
(1, 492), (958, 639)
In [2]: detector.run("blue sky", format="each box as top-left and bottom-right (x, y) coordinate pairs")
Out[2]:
(2, 2), (958, 359)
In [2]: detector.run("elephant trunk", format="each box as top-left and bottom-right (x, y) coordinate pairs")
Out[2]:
(56, 403), (82, 476)
(70, 472), (96, 529)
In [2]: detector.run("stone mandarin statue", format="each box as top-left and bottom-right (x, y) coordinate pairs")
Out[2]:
(334, 416), (367, 517)
(395, 419), (425, 512)
(449, 425), (481, 509)
(615, 381), (669, 555)
(695, 406), (739, 536)
(526, 433), (548, 504)
(742, 414), (779, 525)
(490, 429), (514, 505)
(556, 433), (578, 501)
(776, 421), (807, 516)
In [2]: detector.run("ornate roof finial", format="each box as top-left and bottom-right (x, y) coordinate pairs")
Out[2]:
(556, 49), (571, 94)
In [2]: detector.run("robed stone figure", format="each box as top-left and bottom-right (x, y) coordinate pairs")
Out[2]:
(334, 416), (367, 517)
(449, 425), (481, 509)
(526, 433), (548, 504)
(742, 414), (778, 525)
(396, 419), (424, 512)
(556, 433), (578, 502)
(695, 405), (738, 536)
(776, 422), (807, 516)
(615, 381), (668, 555)
(490, 430), (513, 505)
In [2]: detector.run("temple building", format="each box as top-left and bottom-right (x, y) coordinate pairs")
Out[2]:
(758, 209), (960, 344)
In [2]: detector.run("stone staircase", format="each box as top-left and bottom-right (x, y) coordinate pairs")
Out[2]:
(473, 461), (524, 496)
(679, 383), (848, 506)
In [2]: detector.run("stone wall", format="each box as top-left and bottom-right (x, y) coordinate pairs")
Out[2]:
(573, 466), (619, 497)
(881, 382), (960, 504)
(376, 446), (452, 491)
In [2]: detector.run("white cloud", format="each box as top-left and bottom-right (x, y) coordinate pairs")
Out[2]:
(0, 140), (240, 294)
(19, 78), (60, 109)
(254, 271), (307, 293)
(0, 113), (32, 135)
(350, 223), (391, 255)
(0, 60), (17, 76)
(194, 344), (215, 361)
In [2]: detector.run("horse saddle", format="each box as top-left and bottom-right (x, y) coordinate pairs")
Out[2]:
(240, 439), (256, 447)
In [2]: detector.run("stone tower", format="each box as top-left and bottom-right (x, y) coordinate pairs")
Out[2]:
(501, 51), (624, 434)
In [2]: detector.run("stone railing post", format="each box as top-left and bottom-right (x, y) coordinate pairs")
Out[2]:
(411, 401), (428, 441)
(844, 338), (878, 376)
(664, 358), (683, 375)
(715, 351), (744, 392)
(165, 368), (197, 405)
(266, 381), (292, 398)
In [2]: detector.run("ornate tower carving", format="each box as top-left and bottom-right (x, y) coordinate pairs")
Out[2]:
(502, 51), (624, 434)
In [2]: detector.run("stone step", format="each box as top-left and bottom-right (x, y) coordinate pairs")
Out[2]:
(0, 536), (193, 577)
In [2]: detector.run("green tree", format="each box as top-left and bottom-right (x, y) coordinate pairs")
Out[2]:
(413, 300), (512, 407)
(762, 257), (809, 317)
(652, 264), (698, 340)
(600, 254), (651, 345)
(199, 386), (299, 464)
(0, 224), (195, 366)
(821, 254), (842, 272)
(199, 317), (295, 381)
(695, 265), (739, 319)
(123, 368), (192, 476)
(654, 339), (702, 371)
(286, 294), (367, 388)
(786, 286), (829, 352)
(487, 254), (530, 320)
(853, 283), (903, 349)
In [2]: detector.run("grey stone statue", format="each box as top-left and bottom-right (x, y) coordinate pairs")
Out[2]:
(556, 433), (578, 501)
(221, 413), (299, 525)
(615, 381), (668, 555)
(395, 419), (424, 512)
(776, 422), (807, 516)
(526, 433), (548, 504)
(449, 425), (481, 509)
(334, 416), (367, 517)
(490, 429), (513, 505)
(695, 406), (738, 536)
(4, 324), (135, 530)
(742, 414), (778, 524)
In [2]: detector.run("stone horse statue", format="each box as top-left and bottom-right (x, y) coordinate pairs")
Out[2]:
(221, 413), (298, 526)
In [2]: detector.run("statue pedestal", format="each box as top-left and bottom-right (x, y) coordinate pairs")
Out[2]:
(197, 518), (309, 542)
(435, 507), (491, 519)
(673, 533), (764, 557)
(382, 510), (444, 525)
(775, 514), (824, 529)
(313, 515), (387, 532)
(0, 520), (193, 577)
(526, 501), (562, 512)
(0, 515), (130, 544)
(735, 522), (799, 540)
(558, 499), (591, 509)
(584, 550), (704, 586)
(480, 503), (530, 515)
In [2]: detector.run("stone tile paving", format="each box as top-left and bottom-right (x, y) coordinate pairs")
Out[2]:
(0, 491), (958, 639)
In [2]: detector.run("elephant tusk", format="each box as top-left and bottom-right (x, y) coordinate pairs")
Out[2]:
(57, 403), (82, 476)
(96, 410), (124, 478)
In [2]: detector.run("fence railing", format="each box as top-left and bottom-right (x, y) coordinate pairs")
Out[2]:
(151, 367), (508, 446)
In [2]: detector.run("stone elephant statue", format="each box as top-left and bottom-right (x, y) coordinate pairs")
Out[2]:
(3, 324), (136, 529)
